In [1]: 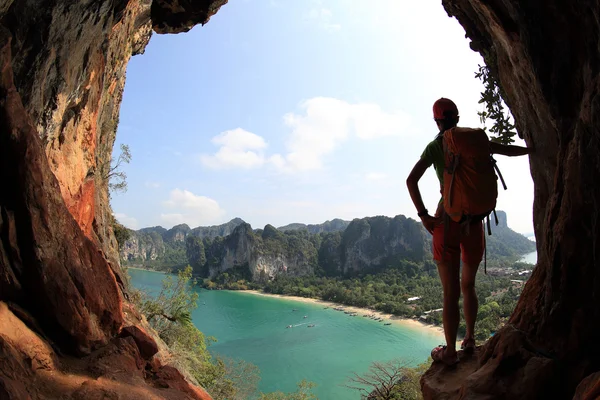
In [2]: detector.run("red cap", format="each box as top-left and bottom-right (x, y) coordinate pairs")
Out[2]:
(433, 98), (459, 120)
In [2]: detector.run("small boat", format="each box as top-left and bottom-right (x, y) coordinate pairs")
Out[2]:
(308, 324), (315, 328)
(292, 309), (298, 312)
(286, 325), (293, 328)
(304, 315), (308, 318)
(323, 307), (329, 309)
(384, 323), (392, 326)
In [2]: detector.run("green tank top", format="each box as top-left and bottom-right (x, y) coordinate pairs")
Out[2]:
(420, 137), (444, 185)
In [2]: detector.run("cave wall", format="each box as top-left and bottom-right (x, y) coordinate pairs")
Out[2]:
(430, 1), (600, 398)
(0, 0), (227, 280)
(0, 0), (227, 354)
(2, 0), (152, 275)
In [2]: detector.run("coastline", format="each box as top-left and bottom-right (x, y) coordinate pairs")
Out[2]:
(124, 266), (167, 274)
(240, 290), (444, 336)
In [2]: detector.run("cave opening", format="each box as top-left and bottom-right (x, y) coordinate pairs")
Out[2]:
(110, 1), (535, 398)
(2, 0), (600, 399)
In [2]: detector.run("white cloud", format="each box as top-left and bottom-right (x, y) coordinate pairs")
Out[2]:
(145, 181), (160, 188)
(275, 97), (411, 172)
(306, 1), (341, 32)
(114, 213), (138, 230)
(200, 98), (411, 174)
(161, 189), (226, 227)
(200, 128), (268, 169)
(365, 172), (388, 181)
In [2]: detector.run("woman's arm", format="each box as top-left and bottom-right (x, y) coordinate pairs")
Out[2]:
(489, 141), (533, 156)
(406, 158), (431, 215)
(406, 158), (438, 233)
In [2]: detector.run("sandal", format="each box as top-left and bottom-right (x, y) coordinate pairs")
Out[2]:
(461, 337), (476, 354)
(431, 345), (459, 366)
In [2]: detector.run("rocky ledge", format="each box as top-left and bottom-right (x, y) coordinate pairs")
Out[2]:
(0, 301), (211, 400)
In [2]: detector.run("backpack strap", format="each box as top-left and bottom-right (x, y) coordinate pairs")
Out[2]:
(443, 212), (450, 259)
(446, 156), (459, 208)
(491, 156), (508, 190)
(443, 134), (460, 208)
(483, 221), (487, 275)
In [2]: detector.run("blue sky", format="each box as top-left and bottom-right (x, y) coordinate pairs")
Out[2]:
(112, 0), (534, 234)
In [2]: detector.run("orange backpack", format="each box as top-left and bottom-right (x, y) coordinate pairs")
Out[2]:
(442, 127), (504, 223)
(442, 127), (507, 273)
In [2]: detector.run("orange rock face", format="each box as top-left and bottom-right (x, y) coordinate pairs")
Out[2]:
(0, 0), (225, 397)
(0, 301), (212, 399)
(0, 29), (123, 354)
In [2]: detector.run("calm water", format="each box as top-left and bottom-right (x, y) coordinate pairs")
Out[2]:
(520, 251), (537, 264)
(129, 268), (443, 399)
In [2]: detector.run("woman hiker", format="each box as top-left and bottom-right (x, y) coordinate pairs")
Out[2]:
(406, 98), (533, 366)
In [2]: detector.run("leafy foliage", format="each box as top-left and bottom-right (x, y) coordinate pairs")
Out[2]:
(111, 214), (131, 250)
(137, 266), (198, 336)
(258, 380), (318, 400)
(345, 358), (431, 400)
(103, 143), (131, 193)
(475, 62), (517, 145)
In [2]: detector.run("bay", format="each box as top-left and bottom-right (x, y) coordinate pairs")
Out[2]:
(128, 268), (443, 399)
(519, 251), (537, 264)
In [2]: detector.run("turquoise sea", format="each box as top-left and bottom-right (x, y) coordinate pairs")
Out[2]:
(128, 269), (443, 399)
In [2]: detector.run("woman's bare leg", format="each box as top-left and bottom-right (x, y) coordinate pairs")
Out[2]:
(461, 262), (479, 341)
(437, 259), (461, 358)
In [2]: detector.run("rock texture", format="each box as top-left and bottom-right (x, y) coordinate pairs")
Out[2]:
(121, 218), (245, 266)
(206, 223), (318, 280)
(123, 212), (532, 280)
(0, 28), (123, 354)
(421, 348), (481, 400)
(278, 218), (351, 234)
(0, 301), (211, 400)
(340, 215), (428, 274)
(0, 0), (226, 398)
(421, 1), (600, 399)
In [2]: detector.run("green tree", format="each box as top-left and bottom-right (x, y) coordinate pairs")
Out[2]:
(475, 60), (517, 145)
(103, 143), (131, 193)
(111, 214), (130, 250)
(258, 380), (318, 400)
(345, 358), (431, 400)
(138, 266), (197, 336)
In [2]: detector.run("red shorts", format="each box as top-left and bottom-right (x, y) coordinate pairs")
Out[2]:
(432, 219), (484, 265)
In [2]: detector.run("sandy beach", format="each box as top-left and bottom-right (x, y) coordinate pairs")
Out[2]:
(242, 290), (444, 336)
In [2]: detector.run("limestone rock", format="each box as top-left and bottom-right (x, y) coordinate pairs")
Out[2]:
(0, 30), (123, 354)
(153, 365), (213, 400)
(151, 0), (228, 34)
(421, 349), (480, 400)
(119, 325), (159, 360)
